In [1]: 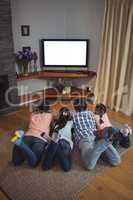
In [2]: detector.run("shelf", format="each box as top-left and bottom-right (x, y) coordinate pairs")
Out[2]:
(19, 87), (94, 105)
(17, 70), (97, 81)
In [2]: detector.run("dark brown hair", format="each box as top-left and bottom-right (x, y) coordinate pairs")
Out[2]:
(73, 98), (87, 112)
(56, 107), (71, 129)
(95, 103), (106, 124)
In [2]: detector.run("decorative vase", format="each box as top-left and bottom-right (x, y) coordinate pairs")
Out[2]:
(17, 61), (23, 74)
(28, 61), (33, 73)
(23, 61), (29, 76)
(18, 64), (23, 74)
(33, 60), (38, 73)
(34, 64), (38, 73)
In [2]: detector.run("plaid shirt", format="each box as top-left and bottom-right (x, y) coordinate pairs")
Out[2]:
(72, 111), (96, 144)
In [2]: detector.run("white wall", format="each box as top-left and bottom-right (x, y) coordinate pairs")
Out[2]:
(11, 0), (105, 69)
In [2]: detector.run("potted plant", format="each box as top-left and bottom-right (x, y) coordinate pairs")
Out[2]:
(53, 78), (72, 94)
(15, 49), (38, 75)
(62, 80), (72, 94)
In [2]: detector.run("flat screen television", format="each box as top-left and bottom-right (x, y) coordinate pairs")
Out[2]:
(41, 39), (89, 68)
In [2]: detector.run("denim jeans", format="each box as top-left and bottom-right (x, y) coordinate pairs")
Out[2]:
(101, 127), (120, 141)
(79, 136), (121, 170)
(57, 139), (72, 171)
(42, 139), (72, 172)
(96, 127), (131, 149)
(12, 136), (47, 167)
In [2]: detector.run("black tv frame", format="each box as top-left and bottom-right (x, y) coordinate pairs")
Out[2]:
(41, 39), (89, 68)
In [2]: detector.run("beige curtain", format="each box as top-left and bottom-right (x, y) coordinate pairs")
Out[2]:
(94, 0), (133, 116)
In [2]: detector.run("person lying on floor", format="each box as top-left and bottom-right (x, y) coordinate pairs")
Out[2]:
(42, 107), (73, 172)
(72, 98), (121, 170)
(94, 103), (132, 148)
(11, 99), (53, 167)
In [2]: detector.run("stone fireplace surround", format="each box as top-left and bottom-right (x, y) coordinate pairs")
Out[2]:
(0, 0), (19, 114)
(0, 75), (9, 109)
(0, 72), (19, 115)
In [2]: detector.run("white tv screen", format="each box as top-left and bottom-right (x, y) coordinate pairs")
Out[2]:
(42, 39), (88, 67)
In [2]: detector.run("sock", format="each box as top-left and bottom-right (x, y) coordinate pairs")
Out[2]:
(14, 138), (23, 146)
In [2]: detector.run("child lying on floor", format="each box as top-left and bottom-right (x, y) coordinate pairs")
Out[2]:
(42, 107), (73, 172)
(94, 103), (132, 148)
(11, 100), (53, 167)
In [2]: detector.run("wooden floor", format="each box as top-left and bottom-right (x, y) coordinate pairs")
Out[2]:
(0, 103), (133, 200)
(0, 191), (9, 200)
(72, 147), (133, 200)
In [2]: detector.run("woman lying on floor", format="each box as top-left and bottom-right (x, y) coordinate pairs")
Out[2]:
(42, 107), (73, 172)
(94, 103), (132, 149)
(11, 100), (53, 167)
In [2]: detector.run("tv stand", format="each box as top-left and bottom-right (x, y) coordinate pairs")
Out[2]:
(17, 70), (96, 81)
(17, 69), (96, 104)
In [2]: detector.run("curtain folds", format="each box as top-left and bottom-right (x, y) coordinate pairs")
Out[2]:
(94, 0), (133, 116)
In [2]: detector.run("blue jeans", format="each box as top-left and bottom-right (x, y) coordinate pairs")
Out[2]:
(96, 127), (131, 149)
(79, 136), (121, 170)
(42, 139), (72, 172)
(95, 127), (120, 141)
(12, 136), (47, 167)
(102, 127), (120, 140)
